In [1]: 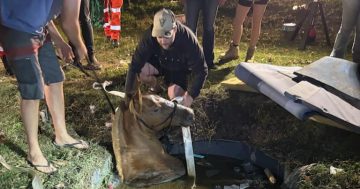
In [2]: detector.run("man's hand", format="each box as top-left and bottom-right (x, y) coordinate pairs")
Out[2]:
(46, 20), (74, 62)
(218, 0), (227, 6)
(57, 41), (74, 63)
(182, 92), (193, 107)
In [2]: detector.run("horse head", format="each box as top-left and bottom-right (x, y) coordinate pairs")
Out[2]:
(112, 90), (195, 187)
(131, 94), (194, 132)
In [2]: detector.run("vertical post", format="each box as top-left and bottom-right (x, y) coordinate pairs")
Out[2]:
(319, 2), (331, 46)
(290, 8), (309, 41)
(299, 2), (316, 50)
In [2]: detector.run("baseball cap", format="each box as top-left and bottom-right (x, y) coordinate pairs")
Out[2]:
(152, 8), (176, 38)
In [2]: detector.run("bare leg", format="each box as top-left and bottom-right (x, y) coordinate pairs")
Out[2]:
(219, 4), (251, 62)
(231, 4), (251, 45)
(249, 4), (267, 48)
(45, 82), (88, 149)
(22, 99), (57, 173)
(167, 84), (185, 100)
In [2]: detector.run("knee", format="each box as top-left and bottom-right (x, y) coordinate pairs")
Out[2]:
(167, 84), (185, 99)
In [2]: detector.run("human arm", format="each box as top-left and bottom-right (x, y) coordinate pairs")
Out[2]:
(46, 20), (74, 62)
(185, 35), (208, 100)
(60, 0), (87, 61)
(125, 28), (155, 95)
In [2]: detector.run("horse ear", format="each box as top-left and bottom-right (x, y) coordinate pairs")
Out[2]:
(126, 75), (143, 116)
(119, 100), (128, 111)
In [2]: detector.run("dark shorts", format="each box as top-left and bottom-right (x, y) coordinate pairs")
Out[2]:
(0, 25), (65, 100)
(238, 0), (269, 7)
(148, 56), (189, 91)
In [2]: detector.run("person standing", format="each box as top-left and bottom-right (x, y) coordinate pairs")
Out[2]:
(183, 0), (227, 69)
(125, 9), (208, 107)
(0, 0), (89, 174)
(219, 0), (269, 63)
(330, 0), (360, 64)
(70, 0), (102, 70)
(103, 0), (123, 47)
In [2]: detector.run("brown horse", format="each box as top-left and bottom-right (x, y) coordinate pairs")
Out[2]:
(112, 92), (195, 187)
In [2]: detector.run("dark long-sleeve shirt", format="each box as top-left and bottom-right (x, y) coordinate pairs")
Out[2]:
(125, 21), (208, 99)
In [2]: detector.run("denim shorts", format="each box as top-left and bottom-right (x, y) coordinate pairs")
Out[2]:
(238, 0), (269, 7)
(0, 25), (65, 100)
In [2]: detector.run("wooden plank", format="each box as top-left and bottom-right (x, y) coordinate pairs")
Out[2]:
(220, 77), (258, 93)
(286, 81), (360, 134)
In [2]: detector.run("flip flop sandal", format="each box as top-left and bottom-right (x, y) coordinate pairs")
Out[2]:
(27, 159), (57, 174)
(53, 140), (89, 150)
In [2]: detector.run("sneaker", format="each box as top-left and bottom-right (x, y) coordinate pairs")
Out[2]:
(83, 63), (101, 70)
(111, 39), (119, 48)
(244, 46), (256, 62)
(218, 43), (239, 64)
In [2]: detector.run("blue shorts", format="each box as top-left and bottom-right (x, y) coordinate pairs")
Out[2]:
(0, 25), (65, 100)
(238, 0), (269, 7)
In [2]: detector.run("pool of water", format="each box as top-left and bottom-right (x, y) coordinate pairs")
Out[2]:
(115, 154), (281, 189)
(112, 139), (284, 189)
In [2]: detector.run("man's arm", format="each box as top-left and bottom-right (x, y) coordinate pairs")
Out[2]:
(60, 0), (87, 61)
(182, 45), (207, 107)
(125, 28), (155, 95)
(186, 39), (208, 99)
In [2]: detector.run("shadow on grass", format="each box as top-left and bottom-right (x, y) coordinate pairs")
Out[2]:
(207, 66), (234, 84)
(4, 140), (27, 158)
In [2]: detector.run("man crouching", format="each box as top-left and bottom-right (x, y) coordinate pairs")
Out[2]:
(125, 8), (208, 107)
